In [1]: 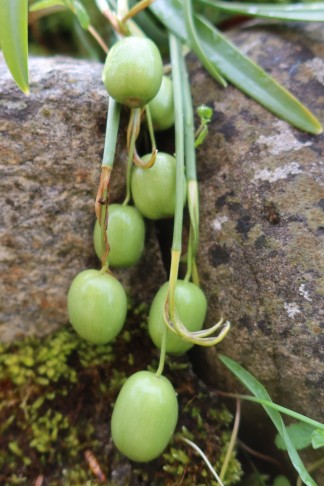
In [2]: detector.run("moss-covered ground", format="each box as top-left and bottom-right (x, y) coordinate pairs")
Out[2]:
(0, 301), (242, 485)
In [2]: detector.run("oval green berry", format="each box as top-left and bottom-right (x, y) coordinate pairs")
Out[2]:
(148, 75), (174, 131)
(102, 36), (163, 108)
(131, 152), (186, 220)
(93, 204), (145, 268)
(111, 370), (178, 462)
(67, 269), (127, 344)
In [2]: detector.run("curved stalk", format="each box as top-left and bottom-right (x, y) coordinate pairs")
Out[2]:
(164, 33), (230, 348)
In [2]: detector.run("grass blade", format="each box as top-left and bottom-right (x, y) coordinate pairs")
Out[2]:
(150, 0), (322, 134)
(29, 0), (66, 10)
(200, 1), (324, 22)
(183, 0), (227, 87)
(219, 354), (318, 486)
(0, 0), (29, 94)
(223, 394), (324, 431)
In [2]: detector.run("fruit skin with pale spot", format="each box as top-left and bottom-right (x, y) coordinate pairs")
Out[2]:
(148, 280), (207, 355)
(102, 36), (163, 108)
(93, 204), (145, 268)
(67, 269), (127, 344)
(111, 370), (178, 462)
(131, 152), (186, 220)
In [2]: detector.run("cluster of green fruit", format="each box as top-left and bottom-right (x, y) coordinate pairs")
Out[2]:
(67, 36), (208, 463)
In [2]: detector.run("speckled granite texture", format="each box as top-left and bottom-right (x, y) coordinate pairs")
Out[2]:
(0, 56), (165, 341)
(191, 22), (324, 425)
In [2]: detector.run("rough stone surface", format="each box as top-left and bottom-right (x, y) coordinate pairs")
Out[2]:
(191, 22), (324, 427)
(0, 56), (166, 341)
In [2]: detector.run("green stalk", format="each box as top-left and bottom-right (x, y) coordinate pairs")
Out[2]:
(155, 326), (167, 377)
(102, 97), (121, 168)
(219, 399), (241, 481)
(144, 105), (157, 151)
(123, 107), (141, 205)
(179, 50), (200, 283)
(168, 33), (185, 314)
(157, 33), (185, 376)
(97, 97), (121, 271)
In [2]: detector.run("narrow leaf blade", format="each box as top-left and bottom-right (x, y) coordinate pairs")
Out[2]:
(219, 354), (318, 486)
(150, 0), (322, 134)
(0, 0), (29, 94)
(200, 1), (324, 22)
(183, 0), (227, 87)
(70, 0), (90, 30)
(29, 0), (66, 11)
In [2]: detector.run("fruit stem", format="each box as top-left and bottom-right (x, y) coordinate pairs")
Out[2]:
(179, 51), (200, 283)
(102, 98), (121, 169)
(144, 105), (157, 153)
(219, 399), (241, 482)
(155, 326), (167, 377)
(95, 98), (121, 271)
(169, 34), (185, 257)
(124, 108), (141, 205)
(121, 0), (155, 23)
(167, 33), (185, 321)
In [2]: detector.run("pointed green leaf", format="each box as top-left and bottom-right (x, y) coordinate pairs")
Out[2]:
(29, 0), (66, 11)
(0, 0), (29, 94)
(67, 0), (90, 29)
(275, 423), (315, 451)
(311, 429), (324, 450)
(223, 393), (324, 430)
(183, 0), (227, 87)
(200, 1), (324, 22)
(219, 354), (317, 486)
(150, 0), (322, 134)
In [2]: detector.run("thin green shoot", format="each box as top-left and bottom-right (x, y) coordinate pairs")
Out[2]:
(181, 437), (225, 486)
(220, 399), (241, 481)
(195, 105), (213, 148)
(216, 391), (324, 432)
(219, 354), (318, 486)
(123, 108), (141, 205)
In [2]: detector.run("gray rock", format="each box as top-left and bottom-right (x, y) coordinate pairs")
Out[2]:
(0, 55), (165, 341)
(192, 22), (324, 426)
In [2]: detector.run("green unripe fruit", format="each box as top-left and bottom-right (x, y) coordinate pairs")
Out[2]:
(131, 152), (186, 220)
(111, 371), (178, 462)
(148, 280), (207, 355)
(67, 269), (127, 344)
(93, 204), (145, 268)
(102, 36), (163, 108)
(148, 76), (174, 131)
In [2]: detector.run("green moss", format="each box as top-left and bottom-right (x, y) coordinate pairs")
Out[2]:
(0, 303), (242, 484)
